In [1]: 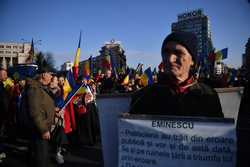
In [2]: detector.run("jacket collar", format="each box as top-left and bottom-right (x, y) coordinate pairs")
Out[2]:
(159, 73), (197, 94)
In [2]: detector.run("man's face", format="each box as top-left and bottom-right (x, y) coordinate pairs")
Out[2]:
(105, 70), (112, 78)
(0, 70), (8, 82)
(50, 76), (58, 88)
(162, 41), (194, 81)
(41, 72), (53, 86)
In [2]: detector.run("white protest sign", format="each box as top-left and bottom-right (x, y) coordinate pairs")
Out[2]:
(118, 115), (236, 167)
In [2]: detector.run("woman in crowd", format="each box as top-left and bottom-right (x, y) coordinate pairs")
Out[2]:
(48, 74), (68, 165)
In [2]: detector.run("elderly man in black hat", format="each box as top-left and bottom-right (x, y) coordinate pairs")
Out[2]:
(22, 65), (56, 167)
(130, 31), (224, 118)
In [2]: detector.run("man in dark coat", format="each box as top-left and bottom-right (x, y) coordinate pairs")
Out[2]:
(236, 81), (250, 167)
(24, 67), (55, 167)
(0, 65), (9, 163)
(100, 69), (116, 94)
(130, 31), (224, 118)
(0, 65), (9, 135)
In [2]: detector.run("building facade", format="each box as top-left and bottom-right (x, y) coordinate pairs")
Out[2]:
(243, 38), (250, 76)
(79, 39), (127, 76)
(61, 61), (73, 71)
(172, 9), (214, 67)
(0, 42), (32, 68)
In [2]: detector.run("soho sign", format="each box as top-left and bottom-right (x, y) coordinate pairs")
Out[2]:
(179, 9), (202, 19)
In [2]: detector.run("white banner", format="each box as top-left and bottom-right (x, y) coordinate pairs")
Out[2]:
(118, 115), (236, 167)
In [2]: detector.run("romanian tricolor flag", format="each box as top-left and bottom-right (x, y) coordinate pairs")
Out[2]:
(63, 70), (76, 100)
(140, 67), (153, 87)
(57, 70), (89, 134)
(73, 31), (82, 80)
(60, 70), (89, 108)
(215, 48), (228, 62)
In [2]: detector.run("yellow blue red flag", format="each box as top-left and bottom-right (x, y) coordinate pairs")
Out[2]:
(140, 67), (153, 87)
(73, 31), (82, 80)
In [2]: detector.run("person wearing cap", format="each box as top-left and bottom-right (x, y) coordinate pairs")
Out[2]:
(23, 66), (56, 167)
(130, 31), (224, 117)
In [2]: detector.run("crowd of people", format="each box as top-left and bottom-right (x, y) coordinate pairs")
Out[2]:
(0, 64), (100, 166)
(0, 31), (249, 167)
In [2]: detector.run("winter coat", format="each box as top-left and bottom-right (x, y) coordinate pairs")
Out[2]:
(130, 76), (224, 118)
(25, 79), (55, 135)
(0, 82), (9, 124)
(236, 82), (250, 167)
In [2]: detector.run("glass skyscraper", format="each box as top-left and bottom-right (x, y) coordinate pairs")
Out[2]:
(172, 9), (214, 68)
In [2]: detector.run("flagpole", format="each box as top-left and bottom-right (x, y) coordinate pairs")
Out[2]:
(61, 82), (85, 110)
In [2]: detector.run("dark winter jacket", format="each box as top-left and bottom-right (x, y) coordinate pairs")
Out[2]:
(236, 82), (250, 167)
(130, 75), (224, 118)
(0, 82), (9, 123)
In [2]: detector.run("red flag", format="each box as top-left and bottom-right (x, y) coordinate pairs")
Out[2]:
(63, 96), (77, 134)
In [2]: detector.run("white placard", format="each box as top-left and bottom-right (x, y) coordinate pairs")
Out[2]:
(118, 116), (236, 167)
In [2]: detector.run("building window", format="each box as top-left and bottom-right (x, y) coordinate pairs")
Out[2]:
(5, 51), (11, 54)
(0, 51), (4, 54)
(13, 46), (18, 49)
(19, 46), (23, 49)
(6, 45), (11, 48)
(0, 45), (4, 48)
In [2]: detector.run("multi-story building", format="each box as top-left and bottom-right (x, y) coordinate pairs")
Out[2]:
(214, 62), (225, 75)
(79, 39), (127, 76)
(61, 61), (73, 71)
(172, 9), (214, 67)
(0, 42), (32, 68)
(243, 38), (250, 77)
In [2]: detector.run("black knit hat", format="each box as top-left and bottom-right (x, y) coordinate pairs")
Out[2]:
(161, 31), (198, 64)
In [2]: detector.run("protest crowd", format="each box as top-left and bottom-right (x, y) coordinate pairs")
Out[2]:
(0, 31), (249, 167)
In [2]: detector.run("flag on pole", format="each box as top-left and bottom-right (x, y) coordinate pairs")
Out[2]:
(215, 48), (228, 61)
(26, 39), (34, 63)
(63, 70), (77, 100)
(73, 31), (82, 80)
(140, 67), (153, 87)
(56, 70), (88, 109)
